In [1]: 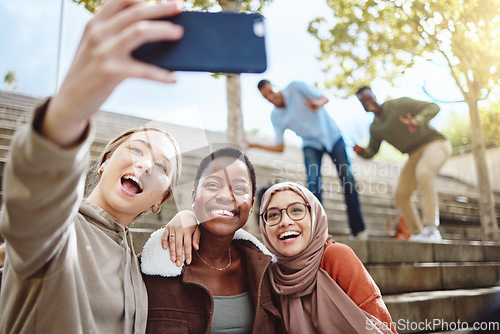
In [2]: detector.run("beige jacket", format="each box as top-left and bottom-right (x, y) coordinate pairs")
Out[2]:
(0, 103), (147, 334)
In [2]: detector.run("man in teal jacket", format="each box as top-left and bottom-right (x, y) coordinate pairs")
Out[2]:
(355, 86), (451, 241)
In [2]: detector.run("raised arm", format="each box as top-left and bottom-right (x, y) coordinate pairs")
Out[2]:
(411, 99), (440, 124)
(0, 0), (184, 278)
(396, 98), (440, 134)
(304, 96), (329, 112)
(295, 81), (329, 112)
(44, 0), (184, 147)
(247, 141), (285, 152)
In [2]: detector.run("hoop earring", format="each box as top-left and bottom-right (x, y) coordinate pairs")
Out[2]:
(152, 205), (161, 214)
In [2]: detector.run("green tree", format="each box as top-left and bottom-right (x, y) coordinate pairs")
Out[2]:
(441, 111), (474, 148)
(72, 0), (272, 148)
(308, 0), (500, 241)
(72, 0), (104, 13)
(3, 70), (17, 92)
(480, 103), (500, 147)
(443, 105), (500, 149)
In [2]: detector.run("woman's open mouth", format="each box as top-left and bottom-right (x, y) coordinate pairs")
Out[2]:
(208, 208), (238, 217)
(121, 174), (144, 195)
(278, 230), (301, 241)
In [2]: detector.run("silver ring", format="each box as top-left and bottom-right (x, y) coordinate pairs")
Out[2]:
(169, 234), (175, 238)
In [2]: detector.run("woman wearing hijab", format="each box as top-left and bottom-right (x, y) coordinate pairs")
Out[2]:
(259, 182), (397, 334)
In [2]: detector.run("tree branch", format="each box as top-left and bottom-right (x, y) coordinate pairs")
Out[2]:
(421, 82), (464, 103)
(439, 50), (468, 99)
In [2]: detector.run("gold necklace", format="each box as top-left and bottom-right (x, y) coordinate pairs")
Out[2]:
(194, 248), (231, 271)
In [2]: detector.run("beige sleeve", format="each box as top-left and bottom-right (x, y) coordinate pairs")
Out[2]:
(0, 100), (94, 279)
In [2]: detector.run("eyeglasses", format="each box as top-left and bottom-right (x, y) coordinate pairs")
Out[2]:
(261, 202), (310, 226)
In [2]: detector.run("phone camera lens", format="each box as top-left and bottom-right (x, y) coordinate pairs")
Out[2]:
(253, 20), (265, 37)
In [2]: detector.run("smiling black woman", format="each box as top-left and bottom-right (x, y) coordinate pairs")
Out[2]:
(140, 147), (285, 334)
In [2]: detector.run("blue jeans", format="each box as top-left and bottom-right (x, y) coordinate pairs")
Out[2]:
(303, 138), (365, 235)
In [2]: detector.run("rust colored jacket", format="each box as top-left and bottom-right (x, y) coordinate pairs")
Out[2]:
(141, 228), (285, 334)
(321, 241), (397, 333)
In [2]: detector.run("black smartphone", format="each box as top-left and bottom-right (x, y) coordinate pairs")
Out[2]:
(132, 11), (267, 74)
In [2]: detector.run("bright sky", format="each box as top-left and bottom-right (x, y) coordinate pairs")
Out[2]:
(1, 0), (467, 147)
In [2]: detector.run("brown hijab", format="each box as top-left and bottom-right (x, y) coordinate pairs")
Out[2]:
(259, 182), (390, 334)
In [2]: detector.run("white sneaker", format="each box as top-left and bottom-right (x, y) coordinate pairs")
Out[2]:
(350, 230), (369, 240)
(409, 226), (442, 242)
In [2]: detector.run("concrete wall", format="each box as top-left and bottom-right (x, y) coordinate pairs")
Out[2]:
(441, 147), (500, 192)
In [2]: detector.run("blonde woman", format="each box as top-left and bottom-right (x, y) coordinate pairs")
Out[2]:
(0, 0), (184, 332)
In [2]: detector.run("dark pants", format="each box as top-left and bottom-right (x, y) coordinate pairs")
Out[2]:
(303, 137), (365, 235)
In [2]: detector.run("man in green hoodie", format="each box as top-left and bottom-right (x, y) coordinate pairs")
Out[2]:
(355, 86), (451, 242)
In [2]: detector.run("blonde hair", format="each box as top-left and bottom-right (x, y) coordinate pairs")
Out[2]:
(99, 127), (182, 204)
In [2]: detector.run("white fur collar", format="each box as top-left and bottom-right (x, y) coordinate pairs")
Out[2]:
(140, 227), (277, 277)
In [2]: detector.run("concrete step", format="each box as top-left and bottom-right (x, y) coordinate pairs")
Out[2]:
(368, 262), (500, 294)
(384, 286), (500, 333)
(0, 135), (10, 147)
(333, 237), (500, 333)
(0, 146), (9, 162)
(439, 223), (484, 241)
(0, 109), (31, 123)
(333, 237), (500, 265)
(0, 91), (43, 110)
(0, 127), (15, 137)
